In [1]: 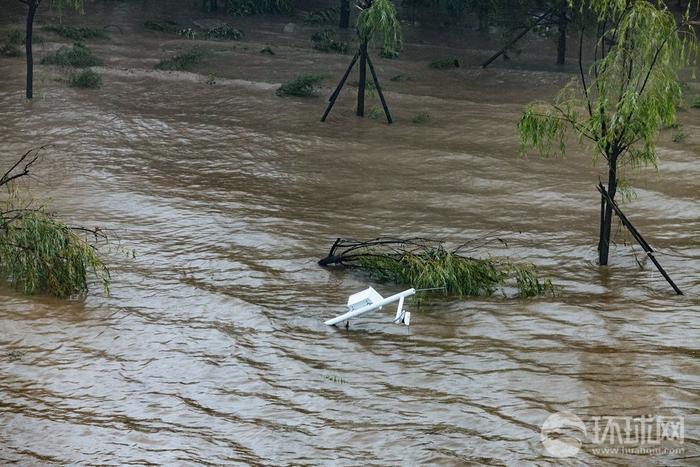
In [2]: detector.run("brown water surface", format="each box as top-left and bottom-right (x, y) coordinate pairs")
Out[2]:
(0, 2), (699, 465)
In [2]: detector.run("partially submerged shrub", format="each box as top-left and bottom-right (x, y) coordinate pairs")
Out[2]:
(5, 29), (22, 45)
(350, 78), (376, 96)
(69, 68), (102, 88)
(276, 74), (325, 97)
(43, 24), (109, 41)
(672, 131), (687, 143)
(227, 0), (294, 16)
(368, 106), (383, 119)
(390, 74), (410, 82)
(430, 57), (460, 69)
(311, 30), (348, 54)
(206, 24), (243, 41)
(412, 112), (431, 124)
(691, 96), (700, 108)
(319, 238), (555, 298)
(144, 20), (182, 34)
(0, 43), (21, 57)
(155, 47), (205, 71)
(303, 6), (339, 25)
(41, 42), (102, 67)
(380, 49), (399, 59)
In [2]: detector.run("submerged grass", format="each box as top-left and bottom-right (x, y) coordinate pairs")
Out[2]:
(311, 30), (348, 54)
(429, 57), (460, 69)
(43, 24), (109, 41)
(155, 47), (205, 71)
(144, 20), (182, 34)
(276, 74), (325, 97)
(41, 42), (102, 67)
(69, 68), (102, 88)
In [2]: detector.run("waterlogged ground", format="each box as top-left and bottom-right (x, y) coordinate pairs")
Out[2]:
(0, 1), (699, 465)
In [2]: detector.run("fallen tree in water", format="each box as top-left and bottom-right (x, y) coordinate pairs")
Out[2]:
(319, 238), (554, 298)
(0, 148), (109, 297)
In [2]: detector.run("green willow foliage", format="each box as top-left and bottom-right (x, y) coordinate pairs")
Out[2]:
(0, 210), (109, 298)
(356, 247), (553, 298)
(358, 0), (403, 55)
(518, 0), (697, 170)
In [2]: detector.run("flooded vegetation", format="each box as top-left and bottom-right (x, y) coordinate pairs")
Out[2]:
(0, 0), (698, 464)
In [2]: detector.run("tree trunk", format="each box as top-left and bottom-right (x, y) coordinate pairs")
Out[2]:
(339, 0), (350, 29)
(357, 41), (367, 117)
(25, 1), (38, 100)
(556, 3), (567, 65)
(598, 154), (618, 265)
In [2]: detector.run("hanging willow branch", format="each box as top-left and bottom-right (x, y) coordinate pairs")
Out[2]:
(0, 148), (110, 297)
(357, 0), (402, 55)
(319, 237), (555, 298)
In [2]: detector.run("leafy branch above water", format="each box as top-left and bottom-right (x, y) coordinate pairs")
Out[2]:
(319, 237), (554, 298)
(0, 148), (110, 298)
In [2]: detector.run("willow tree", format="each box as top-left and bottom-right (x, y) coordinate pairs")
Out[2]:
(321, 0), (402, 123)
(0, 148), (109, 297)
(518, 0), (696, 265)
(18, 0), (85, 99)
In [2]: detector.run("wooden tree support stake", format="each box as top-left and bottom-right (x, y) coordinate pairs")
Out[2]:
(321, 51), (360, 122)
(597, 183), (683, 295)
(366, 53), (393, 124)
(320, 42), (393, 124)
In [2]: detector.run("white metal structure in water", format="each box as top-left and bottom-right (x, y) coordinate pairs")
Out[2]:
(324, 287), (416, 327)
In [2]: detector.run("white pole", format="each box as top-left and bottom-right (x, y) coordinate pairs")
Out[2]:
(324, 288), (416, 326)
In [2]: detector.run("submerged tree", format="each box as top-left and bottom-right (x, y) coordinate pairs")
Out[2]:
(0, 148), (109, 297)
(18, 0), (85, 99)
(321, 0), (402, 123)
(518, 0), (697, 265)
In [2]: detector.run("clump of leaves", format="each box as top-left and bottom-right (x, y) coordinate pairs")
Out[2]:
(429, 57), (460, 69)
(311, 30), (348, 54)
(350, 78), (376, 96)
(43, 24), (109, 41)
(390, 73), (410, 82)
(368, 106), (383, 119)
(206, 24), (243, 41)
(319, 238), (554, 298)
(226, 0), (294, 16)
(144, 20), (182, 34)
(155, 47), (205, 71)
(380, 49), (399, 59)
(69, 68), (102, 88)
(412, 112), (431, 124)
(0, 43), (21, 57)
(357, 0), (402, 57)
(690, 96), (700, 109)
(276, 74), (325, 97)
(303, 7), (339, 25)
(672, 131), (687, 143)
(260, 46), (275, 55)
(41, 42), (102, 67)
(5, 29), (22, 45)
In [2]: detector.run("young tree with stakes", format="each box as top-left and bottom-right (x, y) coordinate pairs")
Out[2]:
(518, 0), (696, 273)
(18, 0), (85, 99)
(321, 0), (402, 123)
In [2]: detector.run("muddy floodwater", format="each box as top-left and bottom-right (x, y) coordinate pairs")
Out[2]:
(0, 2), (699, 465)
